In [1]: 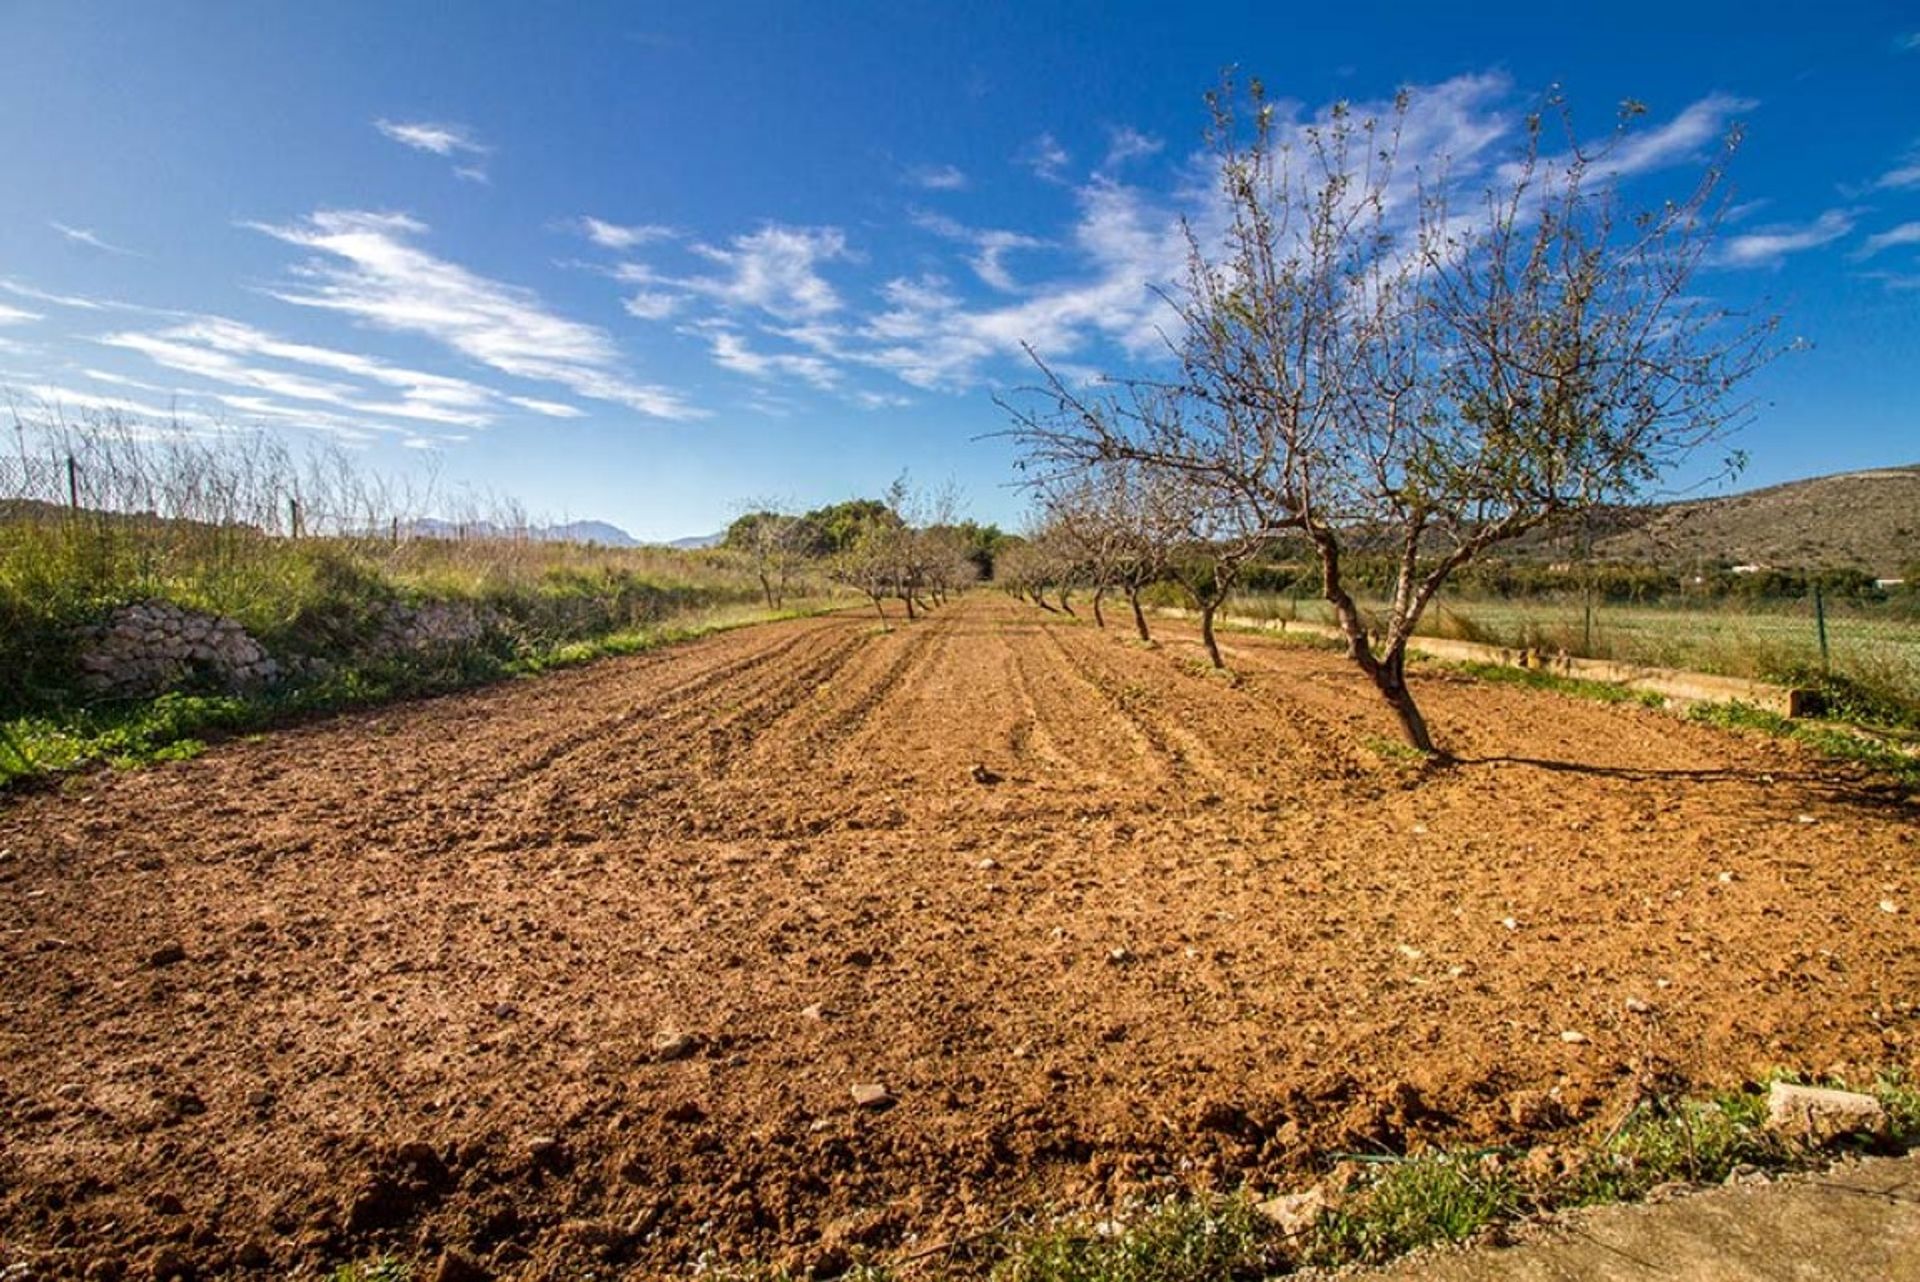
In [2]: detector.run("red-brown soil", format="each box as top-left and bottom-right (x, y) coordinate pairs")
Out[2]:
(2, 596), (1915, 1279)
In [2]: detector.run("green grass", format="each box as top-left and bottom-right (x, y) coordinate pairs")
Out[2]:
(1687, 701), (1920, 789)
(1304, 1154), (1519, 1267)
(1441, 658), (1668, 708)
(991, 1197), (1277, 1282)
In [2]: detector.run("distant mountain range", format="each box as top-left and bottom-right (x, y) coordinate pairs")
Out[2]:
(403, 518), (730, 550)
(404, 518), (642, 547)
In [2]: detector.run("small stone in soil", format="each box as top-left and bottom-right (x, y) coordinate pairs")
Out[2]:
(1560, 1029), (1589, 1044)
(651, 1029), (698, 1061)
(850, 1082), (893, 1110)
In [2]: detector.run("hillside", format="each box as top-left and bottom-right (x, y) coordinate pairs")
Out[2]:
(1533, 466), (1920, 575)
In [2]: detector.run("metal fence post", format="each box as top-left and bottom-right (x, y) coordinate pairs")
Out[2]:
(66, 454), (79, 512)
(1814, 584), (1830, 675)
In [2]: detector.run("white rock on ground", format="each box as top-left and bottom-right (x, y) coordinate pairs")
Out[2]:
(1764, 1082), (1887, 1144)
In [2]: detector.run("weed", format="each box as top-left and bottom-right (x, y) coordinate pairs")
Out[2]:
(1444, 659), (1665, 708)
(327, 1257), (411, 1282)
(1363, 735), (1431, 764)
(1688, 701), (1920, 789)
(992, 1196), (1276, 1282)
(1304, 1154), (1518, 1267)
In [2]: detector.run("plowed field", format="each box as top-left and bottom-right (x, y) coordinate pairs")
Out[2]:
(2, 595), (1915, 1279)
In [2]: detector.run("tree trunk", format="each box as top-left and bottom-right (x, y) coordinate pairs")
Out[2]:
(1199, 601), (1223, 668)
(1091, 586), (1107, 629)
(1372, 646), (1435, 753)
(1128, 588), (1151, 642)
(1057, 588), (1074, 616)
(759, 574), (776, 609)
(871, 596), (887, 623)
(903, 592), (917, 621)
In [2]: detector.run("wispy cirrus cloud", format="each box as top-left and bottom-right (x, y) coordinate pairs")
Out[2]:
(1716, 209), (1857, 267)
(1018, 132), (1072, 182)
(695, 323), (839, 389)
(905, 163), (968, 191)
(574, 216), (676, 250)
(910, 210), (1048, 292)
(0, 279), (112, 311)
(619, 224), (851, 321)
(97, 315), (538, 428)
(51, 222), (139, 256)
(1856, 220), (1920, 258)
(1875, 148), (1920, 191)
(247, 210), (699, 419)
(375, 119), (492, 182)
(0, 303), (41, 326)
(1103, 126), (1163, 169)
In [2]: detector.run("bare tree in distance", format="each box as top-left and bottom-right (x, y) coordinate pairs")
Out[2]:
(1038, 456), (1192, 645)
(727, 500), (810, 609)
(1004, 79), (1779, 753)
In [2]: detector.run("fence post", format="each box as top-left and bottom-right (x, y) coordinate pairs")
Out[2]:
(289, 497), (302, 539)
(1814, 584), (1830, 675)
(66, 454), (79, 512)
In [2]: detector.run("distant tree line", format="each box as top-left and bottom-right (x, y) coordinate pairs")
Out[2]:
(723, 479), (1009, 622)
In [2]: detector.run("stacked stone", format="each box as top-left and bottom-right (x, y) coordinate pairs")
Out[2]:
(75, 601), (282, 697)
(371, 600), (498, 655)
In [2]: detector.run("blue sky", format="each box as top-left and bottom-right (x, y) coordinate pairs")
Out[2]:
(1, 2), (1916, 540)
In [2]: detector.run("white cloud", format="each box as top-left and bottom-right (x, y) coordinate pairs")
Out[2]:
(1019, 133), (1072, 182)
(622, 291), (683, 321)
(0, 279), (110, 310)
(623, 224), (851, 320)
(376, 119), (491, 181)
(51, 222), (138, 256)
(697, 325), (839, 390)
(906, 164), (969, 191)
(99, 316), (516, 428)
(248, 210), (701, 419)
(0, 303), (41, 325)
(9, 382), (208, 427)
(1104, 126), (1163, 169)
(375, 119), (488, 158)
(1587, 93), (1755, 181)
(576, 216), (676, 250)
(1877, 151), (1920, 190)
(506, 395), (586, 418)
(1858, 220), (1920, 257)
(1716, 209), (1856, 267)
(911, 211), (1047, 292)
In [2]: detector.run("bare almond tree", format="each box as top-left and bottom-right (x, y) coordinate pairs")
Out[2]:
(1007, 81), (1776, 752)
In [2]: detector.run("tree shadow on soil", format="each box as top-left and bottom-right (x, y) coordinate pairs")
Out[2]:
(1449, 754), (1915, 815)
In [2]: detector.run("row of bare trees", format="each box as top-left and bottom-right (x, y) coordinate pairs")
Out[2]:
(1001, 81), (1777, 753)
(732, 478), (981, 622)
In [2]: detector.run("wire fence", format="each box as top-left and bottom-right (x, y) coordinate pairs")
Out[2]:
(1243, 587), (1920, 705)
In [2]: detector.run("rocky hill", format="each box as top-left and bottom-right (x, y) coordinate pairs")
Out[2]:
(1537, 466), (1920, 575)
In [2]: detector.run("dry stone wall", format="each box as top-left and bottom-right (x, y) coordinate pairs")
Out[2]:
(75, 602), (281, 698)
(70, 598), (508, 701)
